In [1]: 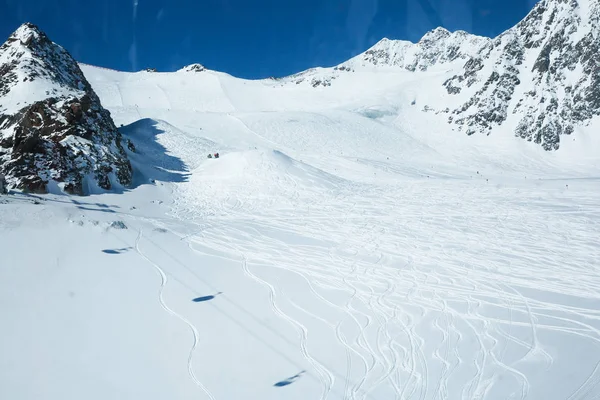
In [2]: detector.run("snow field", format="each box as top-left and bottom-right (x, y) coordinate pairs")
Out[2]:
(1, 61), (599, 400)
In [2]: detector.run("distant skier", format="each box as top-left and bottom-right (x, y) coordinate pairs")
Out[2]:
(214, 152), (219, 159)
(207, 154), (213, 159)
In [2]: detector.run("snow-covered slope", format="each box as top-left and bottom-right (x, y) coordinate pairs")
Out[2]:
(3, 141), (600, 400)
(74, 1), (600, 156)
(80, 49), (598, 179)
(5, 15), (585, 398)
(0, 23), (132, 194)
(2, 2), (600, 399)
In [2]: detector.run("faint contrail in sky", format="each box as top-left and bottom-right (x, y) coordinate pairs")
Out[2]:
(129, 40), (138, 71)
(133, 0), (139, 22)
(346, 0), (378, 54)
(131, 0), (139, 71)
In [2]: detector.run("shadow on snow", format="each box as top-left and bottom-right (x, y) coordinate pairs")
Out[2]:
(120, 118), (190, 188)
(274, 371), (306, 387)
(102, 247), (132, 254)
(192, 292), (223, 303)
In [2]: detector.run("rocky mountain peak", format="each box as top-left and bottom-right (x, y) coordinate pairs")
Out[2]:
(341, 25), (489, 72)
(0, 23), (94, 106)
(418, 27), (451, 43)
(0, 23), (132, 194)
(311, 0), (596, 151)
(180, 63), (206, 72)
(7, 22), (44, 45)
(441, 0), (600, 150)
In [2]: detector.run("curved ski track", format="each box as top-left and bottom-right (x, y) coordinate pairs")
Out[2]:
(134, 230), (216, 400)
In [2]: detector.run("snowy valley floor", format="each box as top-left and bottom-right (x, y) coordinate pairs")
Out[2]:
(2, 64), (600, 399)
(2, 161), (600, 400)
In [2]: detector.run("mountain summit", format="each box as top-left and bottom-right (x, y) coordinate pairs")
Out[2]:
(316, 0), (600, 150)
(0, 23), (132, 194)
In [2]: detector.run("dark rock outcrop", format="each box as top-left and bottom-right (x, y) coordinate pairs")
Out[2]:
(0, 23), (132, 194)
(181, 63), (206, 72)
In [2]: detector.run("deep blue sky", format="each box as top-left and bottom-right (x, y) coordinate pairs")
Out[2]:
(1, 0), (537, 79)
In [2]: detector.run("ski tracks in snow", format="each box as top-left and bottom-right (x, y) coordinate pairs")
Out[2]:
(241, 257), (335, 400)
(171, 162), (600, 399)
(134, 229), (216, 400)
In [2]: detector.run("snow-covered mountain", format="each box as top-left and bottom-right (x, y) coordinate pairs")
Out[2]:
(281, 0), (599, 151)
(442, 0), (600, 149)
(0, 0), (597, 197)
(342, 28), (491, 72)
(0, 23), (132, 194)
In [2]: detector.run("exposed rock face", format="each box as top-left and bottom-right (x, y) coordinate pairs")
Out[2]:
(357, 29), (491, 72)
(181, 63), (206, 72)
(440, 0), (600, 150)
(0, 23), (132, 194)
(293, 0), (598, 151)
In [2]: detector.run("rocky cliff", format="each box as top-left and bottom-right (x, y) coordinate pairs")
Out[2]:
(0, 23), (132, 194)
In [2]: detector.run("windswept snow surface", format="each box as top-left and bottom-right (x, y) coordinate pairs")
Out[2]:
(1, 64), (600, 400)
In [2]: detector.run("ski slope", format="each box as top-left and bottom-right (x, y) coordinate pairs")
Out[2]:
(1, 63), (600, 400)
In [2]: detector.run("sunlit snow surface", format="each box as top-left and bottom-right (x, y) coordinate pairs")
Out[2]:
(1, 64), (599, 400)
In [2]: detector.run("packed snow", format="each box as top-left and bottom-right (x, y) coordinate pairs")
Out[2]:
(1, 61), (599, 400)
